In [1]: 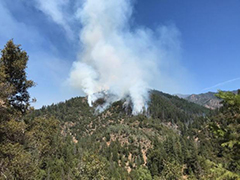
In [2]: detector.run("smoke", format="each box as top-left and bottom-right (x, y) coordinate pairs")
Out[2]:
(33, 0), (74, 39)
(69, 0), (189, 114)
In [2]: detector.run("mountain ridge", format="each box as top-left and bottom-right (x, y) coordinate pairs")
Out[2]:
(177, 90), (237, 109)
(18, 89), (239, 179)
(27, 90), (210, 176)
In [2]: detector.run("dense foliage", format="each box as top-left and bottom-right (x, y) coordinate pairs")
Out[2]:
(0, 40), (239, 179)
(0, 40), (34, 114)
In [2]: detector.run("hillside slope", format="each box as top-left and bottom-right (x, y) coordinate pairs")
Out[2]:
(23, 90), (240, 179)
(26, 91), (214, 178)
(184, 90), (237, 109)
(31, 90), (210, 128)
(185, 92), (221, 109)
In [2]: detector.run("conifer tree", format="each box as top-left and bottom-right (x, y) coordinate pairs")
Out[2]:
(210, 90), (240, 172)
(0, 40), (36, 179)
(0, 39), (34, 114)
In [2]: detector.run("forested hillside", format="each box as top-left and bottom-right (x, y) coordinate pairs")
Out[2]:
(1, 40), (240, 179)
(25, 93), (205, 179)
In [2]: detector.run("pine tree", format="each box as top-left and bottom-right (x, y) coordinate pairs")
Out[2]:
(0, 40), (36, 179)
(0, 39), (34, 114)
(210, 90), (240, 173)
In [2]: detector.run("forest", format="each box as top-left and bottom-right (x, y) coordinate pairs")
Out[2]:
(0, 40), (239, 179)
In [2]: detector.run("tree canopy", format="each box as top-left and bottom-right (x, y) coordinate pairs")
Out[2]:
(0, 39), (34, 114)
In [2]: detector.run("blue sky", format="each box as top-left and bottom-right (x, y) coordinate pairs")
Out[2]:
(0, 0), (239, 108)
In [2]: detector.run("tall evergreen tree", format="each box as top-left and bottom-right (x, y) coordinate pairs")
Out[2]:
(210, 90), (240, 173)
(0, 40), (36, 179)
(0, 40), (34, 114)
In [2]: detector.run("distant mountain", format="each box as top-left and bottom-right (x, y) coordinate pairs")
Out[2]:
(182, 90), (238, 109)
(175, 94), (190, 99)
(185, 92), (221, 109)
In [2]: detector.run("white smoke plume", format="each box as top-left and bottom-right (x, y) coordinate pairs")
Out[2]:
(69, 0), (189, 114)
(34, 0), (74, 39)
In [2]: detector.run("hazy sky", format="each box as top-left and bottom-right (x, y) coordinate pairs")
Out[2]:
(0, 0), (239, 108)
